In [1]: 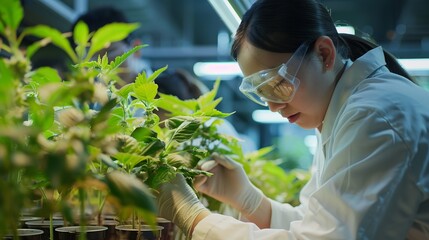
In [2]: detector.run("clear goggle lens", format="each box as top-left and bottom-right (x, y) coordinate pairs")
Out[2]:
(239, 42), (309, 106)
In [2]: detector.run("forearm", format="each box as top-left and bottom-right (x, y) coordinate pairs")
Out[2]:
(190, 209), (211, 235)
(242, 196), (272, 229)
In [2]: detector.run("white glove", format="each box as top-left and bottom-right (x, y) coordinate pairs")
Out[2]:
(194, 153), (264, 216)
(157, 174), (210, 237)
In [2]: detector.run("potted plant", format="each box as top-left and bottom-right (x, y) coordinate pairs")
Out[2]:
(1, 1), (310, 240)
(0, 0), (157, 239)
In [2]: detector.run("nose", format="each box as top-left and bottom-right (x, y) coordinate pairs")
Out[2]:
(266, 102), (286, 112)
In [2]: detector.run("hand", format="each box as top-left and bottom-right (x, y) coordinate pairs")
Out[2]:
(157, 174), (210, 237)
(194, 153), (264, 216)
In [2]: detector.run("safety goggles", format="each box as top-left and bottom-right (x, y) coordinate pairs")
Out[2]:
(239, 42), (310, 106)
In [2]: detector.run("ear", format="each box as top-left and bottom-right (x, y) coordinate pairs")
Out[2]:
(313, 36), (336, 71)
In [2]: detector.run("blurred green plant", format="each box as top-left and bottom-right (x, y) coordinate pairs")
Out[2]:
(1, 1), (310, 239)
(0, 0), (236, 238)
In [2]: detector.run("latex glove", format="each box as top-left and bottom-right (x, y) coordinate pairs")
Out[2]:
(194, 153), (263, 216)
(157, 174), (210, 237)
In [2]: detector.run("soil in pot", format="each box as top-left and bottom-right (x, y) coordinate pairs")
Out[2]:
(25, 220), (64, 240)
(115, 225), (164, 240)
(55, 226), (107, 240)
(3, 228), (44, 240)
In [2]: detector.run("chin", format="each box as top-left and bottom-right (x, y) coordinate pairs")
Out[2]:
(295, 120), (320, 130)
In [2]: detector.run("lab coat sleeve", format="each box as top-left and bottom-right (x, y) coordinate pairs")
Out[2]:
(193, 106), (416, 239)
(193, 214), (294, 239)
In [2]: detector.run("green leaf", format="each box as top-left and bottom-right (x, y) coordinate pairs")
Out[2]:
(30, 67), (62, 85)
(0, 60), (14, 107)
(116, 83), (134, 99)
(0, 0), (23, 32)
(26, 40), (46, 59)
(133, 82), (158, 102)
(28, 98), (55, 131)
(147, 65), (168, 83)
(131, 127), (158, 143)
(24, 25), (77, 62)
(114, 152), (148, 170)
(110, 45), (146, 71)
(157, 93), (197, 115)
(73, 21), (89, 48)
(164, 116), (197, 129)
(140, 139), (165, 156)
(87, 23), (139, 60)
(145, 164), (176, 189)
(105, 171), (156, 213)
(169, 119), (201, 143)
(90, 99), (118, 127)
(198, 78), (221, 106)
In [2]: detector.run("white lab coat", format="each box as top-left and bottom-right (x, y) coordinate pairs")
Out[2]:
(192, 47), (429, 239)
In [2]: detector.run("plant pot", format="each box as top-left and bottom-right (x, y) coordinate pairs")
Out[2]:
(3, 228), (44, 240)
(156, 218), (174, 240)
(89, 219), (119, 240)
(19, 217), (43, 228)
(25, 220), (64, 240)
(55, 226), (107, 240)
(115, 224), (164, 240)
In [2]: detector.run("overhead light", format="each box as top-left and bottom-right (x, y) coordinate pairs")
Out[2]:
(193, 62), (242, 79)
(208, 0), (241, 34)
(336, 26), (355, 35)
(194, 58), (429, 79)
(398, 58), (429, 76)
(252, 110), (289, 124)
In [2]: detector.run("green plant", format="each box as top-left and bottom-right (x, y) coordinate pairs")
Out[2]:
(0, 0), (155, 238)
(1, 1), (310, 239)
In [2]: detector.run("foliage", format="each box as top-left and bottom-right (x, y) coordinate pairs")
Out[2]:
(0, 0), (310, 238)
(0, 0), (236, 237)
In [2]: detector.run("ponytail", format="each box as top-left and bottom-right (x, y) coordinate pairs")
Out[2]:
(339, 34), (414, 82)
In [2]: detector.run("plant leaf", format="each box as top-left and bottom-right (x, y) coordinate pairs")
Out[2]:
(131, 127), (158, 143)
(0, 0), (23, 32)
(24, 25), (77, 62)
(110, 45), (146, 71)
(73, 21), (89, 48)
(87, 23), (139, 60)
(105, 171), (156, 213)
(147, 65), (168, 83)
(29, 67), (62, 85)
(169, 119), (201, 143)
(157, 93), (197, 115)
(133, 82), (158, 102)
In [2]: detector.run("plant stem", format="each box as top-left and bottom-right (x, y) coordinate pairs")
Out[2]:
(49, 214), (54, 240)
(79, 188), (87, 240)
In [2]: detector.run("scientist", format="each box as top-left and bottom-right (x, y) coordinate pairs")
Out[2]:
(156, 0), (429, 239)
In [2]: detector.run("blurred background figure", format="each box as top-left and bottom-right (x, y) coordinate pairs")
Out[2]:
(70, 6), (153, 86)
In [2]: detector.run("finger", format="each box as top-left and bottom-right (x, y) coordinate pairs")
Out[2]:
(200, 160), (218, 171)
(193, 175), (208, 191)
(212, 153), (239, 170)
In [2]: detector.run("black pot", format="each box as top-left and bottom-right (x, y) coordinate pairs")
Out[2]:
(55, 226), (107, 240)
(89, 219), (119, 240)
(156, 218), (174, 240)
(19, 217), (43, 228)
(25, 220), (64, 240)
(115, 225), (164, 240)
(3, 228), (44, 240)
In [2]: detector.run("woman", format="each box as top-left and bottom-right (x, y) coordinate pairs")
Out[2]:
(157, 0), (429, 239)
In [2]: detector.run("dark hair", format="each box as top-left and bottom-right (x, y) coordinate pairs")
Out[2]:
(70, 6), (132, 43)
(155, 69), (208, 100)
(231, 0), (413, 81)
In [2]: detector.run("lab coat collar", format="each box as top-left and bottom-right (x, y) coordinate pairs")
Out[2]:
(320, 46), (387, 146)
